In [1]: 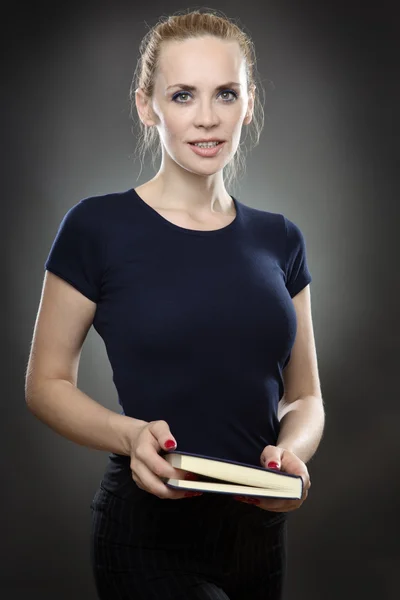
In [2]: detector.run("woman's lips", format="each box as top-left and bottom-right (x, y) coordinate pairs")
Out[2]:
(188, 141), (225, 157)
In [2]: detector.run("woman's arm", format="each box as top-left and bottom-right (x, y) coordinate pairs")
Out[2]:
(276, 282), (325, 464)
(26, 378), (146, 455)
(277, 394), (325, 463)
(26, 272), (146, 456)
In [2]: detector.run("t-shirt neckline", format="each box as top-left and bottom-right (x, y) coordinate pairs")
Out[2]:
(129, 187), (241, 237)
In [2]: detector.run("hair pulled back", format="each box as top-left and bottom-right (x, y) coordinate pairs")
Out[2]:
(130, 7), (265, 192)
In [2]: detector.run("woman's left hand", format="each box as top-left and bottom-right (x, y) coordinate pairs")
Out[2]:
(233, 446), (311, 512)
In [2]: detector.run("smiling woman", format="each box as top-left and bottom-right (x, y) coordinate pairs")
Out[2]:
(131, 12), (265, 196)
(27, 7), (324, 600)
(133, 34), (256, 203)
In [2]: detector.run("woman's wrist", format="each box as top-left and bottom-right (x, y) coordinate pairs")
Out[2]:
(107, 413), (147, 456)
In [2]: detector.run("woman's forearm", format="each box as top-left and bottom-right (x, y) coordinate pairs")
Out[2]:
(25, 378), (147, 456)
(277, 395), (325, 464)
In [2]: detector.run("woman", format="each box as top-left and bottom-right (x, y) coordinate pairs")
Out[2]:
(25, 8), (325, 600)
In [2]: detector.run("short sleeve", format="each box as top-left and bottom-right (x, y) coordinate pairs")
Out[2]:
(44, 200), (105, 303)
(284, 216), (312, 298)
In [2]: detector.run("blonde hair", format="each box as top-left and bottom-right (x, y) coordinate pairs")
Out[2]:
(130, 7), (265, 193)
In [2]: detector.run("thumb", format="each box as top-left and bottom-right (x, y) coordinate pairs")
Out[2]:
(149, 420), (177, 452)
(260, 445), (284, 470)
(164, 437), (177, 450)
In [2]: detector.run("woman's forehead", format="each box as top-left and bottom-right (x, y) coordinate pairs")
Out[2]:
(157, 38), (245, 84)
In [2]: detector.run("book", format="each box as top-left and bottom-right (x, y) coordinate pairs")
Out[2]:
(161, 450), (303, 499)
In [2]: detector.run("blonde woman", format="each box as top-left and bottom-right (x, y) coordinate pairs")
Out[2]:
(26, 8), (324, 600)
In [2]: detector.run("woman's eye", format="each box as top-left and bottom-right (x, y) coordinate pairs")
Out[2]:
(220, 90), (237, 101)
(173, 92), (190, 103)
(172, 90), (238, 103)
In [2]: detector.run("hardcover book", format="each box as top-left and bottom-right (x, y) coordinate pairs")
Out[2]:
(161, 450), (303, 499)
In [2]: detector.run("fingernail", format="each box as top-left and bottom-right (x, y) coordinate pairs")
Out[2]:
(184, 492), (203, 497)
(267, 461), (280, 470)
(165, 439), (176, 449)
(184, 472), (198, 480)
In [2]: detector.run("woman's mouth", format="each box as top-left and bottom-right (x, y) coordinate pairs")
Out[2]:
(188, 141), (225, 157)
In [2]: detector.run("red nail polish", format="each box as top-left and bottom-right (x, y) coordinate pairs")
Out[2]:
(165, 439), (176, 449)
(267, 461), (280, 470)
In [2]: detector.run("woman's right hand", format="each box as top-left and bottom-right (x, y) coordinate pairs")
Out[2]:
(129, 419), (201, 500)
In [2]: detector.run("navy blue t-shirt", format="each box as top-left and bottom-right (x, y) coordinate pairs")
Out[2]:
(44, 188), (312, 487)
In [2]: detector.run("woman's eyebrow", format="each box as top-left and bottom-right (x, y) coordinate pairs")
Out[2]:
(166, 82), (242, 92)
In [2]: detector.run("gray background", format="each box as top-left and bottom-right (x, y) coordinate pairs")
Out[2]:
(3, 0), (399, 598)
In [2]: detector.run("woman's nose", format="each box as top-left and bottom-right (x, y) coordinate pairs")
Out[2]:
(194, 102), (220, 127)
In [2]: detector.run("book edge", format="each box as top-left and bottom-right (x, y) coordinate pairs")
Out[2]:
(165, 479), (302, 499)
(162, 449), (301, 480)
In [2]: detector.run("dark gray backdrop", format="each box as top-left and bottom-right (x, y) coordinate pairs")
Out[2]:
(3, 1), (399, 598)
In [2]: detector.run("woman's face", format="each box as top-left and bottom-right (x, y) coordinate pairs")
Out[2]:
(137, 36), (254, 176)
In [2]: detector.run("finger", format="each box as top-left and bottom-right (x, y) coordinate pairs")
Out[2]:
(281, 461), (309, 484)
(234, 496), (304, 512)
(145, 422), (196, 492)
(258, 500), (302, 512)
(280, 459), (311, 492)
(133, 446), (194, 500)
(132, 462), (192, 499)
(148, 419), (178, 453)
(260, 504), (299, 512)
(234, 495), (289, 508)
(137, 428), (191, 482)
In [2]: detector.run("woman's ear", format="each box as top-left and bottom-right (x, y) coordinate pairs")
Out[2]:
(244, 87), (256, 125)
(135, 88), (157, 127)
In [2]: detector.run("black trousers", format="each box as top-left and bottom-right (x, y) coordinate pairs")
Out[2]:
(90, 472), (288, 600)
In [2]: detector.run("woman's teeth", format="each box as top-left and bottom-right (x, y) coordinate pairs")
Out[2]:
(192, 141), (221, 148)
